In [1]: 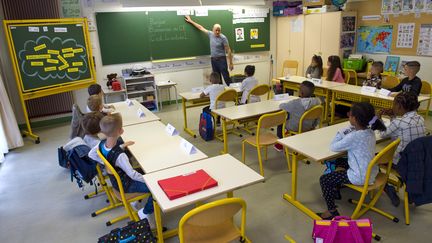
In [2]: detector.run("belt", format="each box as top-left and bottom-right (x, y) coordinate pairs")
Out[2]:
(211, 56), (226, 60)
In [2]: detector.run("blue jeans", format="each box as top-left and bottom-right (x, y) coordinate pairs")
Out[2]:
(211, 57), (232, 86)
(125, 180), (154, 214)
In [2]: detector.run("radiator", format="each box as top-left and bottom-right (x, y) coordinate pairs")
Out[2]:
(2, 0), (74, 118)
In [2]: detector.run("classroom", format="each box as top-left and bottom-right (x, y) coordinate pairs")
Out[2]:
(1, 0), (432, 242)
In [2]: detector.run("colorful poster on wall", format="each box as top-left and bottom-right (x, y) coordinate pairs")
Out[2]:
(396, 23), (415, 48)
(357, 25), (393, 53)
(414, 0), (425, 12)
(250, 29), (258, 39)
(235, 27), (244, 42)
(417, 24), (432, 56)
(402, 0), (414, 12)
(384, 56), (400, 75)
(382, 0), (392, 14)
(393, 0), (403, 14)
(426, 0), (432, 12)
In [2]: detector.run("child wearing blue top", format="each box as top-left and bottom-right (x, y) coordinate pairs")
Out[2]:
(318, 102), (386, 219)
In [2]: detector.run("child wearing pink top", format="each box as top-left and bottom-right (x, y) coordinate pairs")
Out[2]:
(327, 56), (345, 83)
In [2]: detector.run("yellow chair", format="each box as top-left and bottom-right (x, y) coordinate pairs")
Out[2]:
(242, 110), (290, 176)
(284, 234), (297, 243)
(178, 198), (250, 243)
(288, 105), (324, 136)
(381, 75), (400, 90)
(419, 80), (431, 118)
(344, 69), (359, 86)
(96, 149), (150, 226)
(90, 164), (123, 217)
(271, 60), (299, 86)
(345, 138), (401, 222)
(322, 67), (328, 79)
(384, 168), (410, 225)
(247, 84), (271, 103)
(212, 89), (242, 140)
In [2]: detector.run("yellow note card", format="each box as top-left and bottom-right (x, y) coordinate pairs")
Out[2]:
(59, 64), (69, 71)
(62, 47), (73, 53)
(47, 59), (59, 64)
(57, 55), (68, 65)
(250, 44), (265, 48)
(73, 48), (84, 53)
(64, 53), (75, 58)
(30, 61), (44, 66)
(47, 49), (60, 55)
(26, 54), (51, 60)
(67, 68), (79, 73)
(44, 66), (57, 72)
(34, 44), (46, 51)
(72, 62), (83, 67)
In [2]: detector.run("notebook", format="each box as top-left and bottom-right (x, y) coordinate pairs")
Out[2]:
(158, 169), (218, 200)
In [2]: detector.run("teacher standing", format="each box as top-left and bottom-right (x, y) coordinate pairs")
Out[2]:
(185, 16), (233, 86)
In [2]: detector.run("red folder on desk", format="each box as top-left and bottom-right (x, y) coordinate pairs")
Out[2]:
(158, 169), (218, 200)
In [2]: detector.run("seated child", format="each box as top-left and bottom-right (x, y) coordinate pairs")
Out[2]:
(305, 55), (324, 79)
(378, 92), (426, 206)
(87, 84), (115, 113)
(240, 65), (260, 104)
(201, 72), (226, 123)
(326, 55), (345, 83)
(87, 95), (104, 113)
(81, 112), (104, 149)
(363, 61), (383, 89)
(88, 113), (154, 226)
(389, 61), (422, 96)
(318, 102), (386, 219)
(274, 81), (321, 151)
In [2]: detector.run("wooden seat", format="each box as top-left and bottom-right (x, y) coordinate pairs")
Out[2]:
(381, 75), (400, 89)
(419, 80), (431, 119)
(242, 110), (290, 176)
(344, 138), (401, 222)
(179, 198), (250, 243)
(96, 149), (150, 226)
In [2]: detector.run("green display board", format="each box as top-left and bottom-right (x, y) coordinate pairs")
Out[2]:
(233, 15), (270, 53)
(6, 21), (94, 92)
(96, 9), (269, 65)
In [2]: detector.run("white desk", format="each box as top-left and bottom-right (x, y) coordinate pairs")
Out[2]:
(122, 121), (207, 173)
(143, 154), (264, 242)
(212, 97), (298, 153)
(278, 76), (346, 120)
(329, 84), (431, 124)
(155, 81), (178, 110)
(111, 100), (160, 127)
(179, 87), (242, 138)
(278, 121), (388, 221)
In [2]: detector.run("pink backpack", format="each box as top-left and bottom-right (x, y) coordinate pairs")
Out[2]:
(312, 216), (372, 243)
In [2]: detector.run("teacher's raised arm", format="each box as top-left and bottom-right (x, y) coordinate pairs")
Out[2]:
(184, 15), (233, 86)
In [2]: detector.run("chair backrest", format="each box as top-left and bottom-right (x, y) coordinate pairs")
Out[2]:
(248, 84), (270, 102)
(298, 105), (323, 133)
(343, 70), (351, 84)
(363, 139), (400, 189)
(421, 80), (431, 95)
(178, 198), (247, 243)
(344, 69), (358, 85)
(322, 67), (328, 79)
(256, 110), (287, 144)
(215, 89), (238, 108)
(281, 60), (299, 76)
(381, 75), (400, 89)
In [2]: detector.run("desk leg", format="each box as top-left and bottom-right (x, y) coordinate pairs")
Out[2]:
(283, 152), (321, 220)
(324, 90), (330, 121)
(182, 98), (196, 138)
(221, 117), (228, 154)
(174, 86), (179, 110)
(153, 201), (164, 243)
(227, 191), (234, 198)
(330, 91), (336, 125)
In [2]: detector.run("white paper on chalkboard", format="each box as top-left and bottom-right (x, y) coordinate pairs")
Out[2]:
(54, 27), (68, 33)
(28, 27), (39, 32)
(195, 8), (208, 17)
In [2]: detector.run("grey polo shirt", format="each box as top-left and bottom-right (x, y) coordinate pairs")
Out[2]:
(208, 31), (228, 58)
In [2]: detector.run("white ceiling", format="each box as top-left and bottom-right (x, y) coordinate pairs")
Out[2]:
(120, 0), (267, 7)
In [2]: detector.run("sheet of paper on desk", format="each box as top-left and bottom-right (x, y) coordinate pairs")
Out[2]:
(126, 99), (133, 106)
(310, 78), (322, 84)
(137, 108), (145, 118)
(191, 87), (204, 93)
(229, 83), (241, 88)
(165, 123), (178, 136)
(180, 138), (196, 155)
(361, 86), (377, 93)
(273, 93), (290, 101)
(379, 88), (391, 96)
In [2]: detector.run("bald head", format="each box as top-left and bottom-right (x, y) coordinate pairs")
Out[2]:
(213, 24), (221, 36)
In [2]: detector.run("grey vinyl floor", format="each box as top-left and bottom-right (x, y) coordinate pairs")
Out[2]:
(1, 104), (431, 243)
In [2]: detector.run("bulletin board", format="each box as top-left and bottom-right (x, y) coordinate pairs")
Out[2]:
(351, 0), (432, 56)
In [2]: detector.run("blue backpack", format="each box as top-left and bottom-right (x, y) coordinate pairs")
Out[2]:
(199, 111), (215, 141)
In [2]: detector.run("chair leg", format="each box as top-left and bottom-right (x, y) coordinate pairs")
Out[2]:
(404, 186), (410, 225)
(264, 146), (268, 161)
(242, 141), (246, 164)
(284, 147), (291, 172)
(257, 146), (265, 177)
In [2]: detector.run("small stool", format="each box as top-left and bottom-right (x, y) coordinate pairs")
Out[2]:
(155, 80), (179, 110)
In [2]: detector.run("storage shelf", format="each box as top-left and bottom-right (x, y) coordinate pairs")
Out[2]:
(126, 81), (154, 86)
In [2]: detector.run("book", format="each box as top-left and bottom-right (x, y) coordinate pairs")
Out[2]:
(158, 169), (218, 200)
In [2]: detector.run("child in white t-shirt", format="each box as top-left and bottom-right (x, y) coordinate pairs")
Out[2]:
(201, 72), (226, 124)
(240, 65), (260, 104)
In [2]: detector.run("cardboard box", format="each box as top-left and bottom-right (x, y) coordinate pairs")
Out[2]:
(303, 0), (332, 7)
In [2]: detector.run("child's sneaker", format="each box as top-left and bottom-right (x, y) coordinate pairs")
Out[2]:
(130, 201), (140, 211)
(138, 209), (156, 229)
(273, 143), (283, 152)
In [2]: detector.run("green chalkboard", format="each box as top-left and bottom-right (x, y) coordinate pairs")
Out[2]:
(96, 12), (151, 65)
(233, 13), (270, 52)
(6, 21), (94, 92)
(96, 10), (269, 65)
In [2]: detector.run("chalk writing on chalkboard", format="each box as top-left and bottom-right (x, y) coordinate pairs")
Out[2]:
(18, 36), (88, 81)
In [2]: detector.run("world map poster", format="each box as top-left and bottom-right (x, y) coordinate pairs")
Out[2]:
(356, 25), (393, 53)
